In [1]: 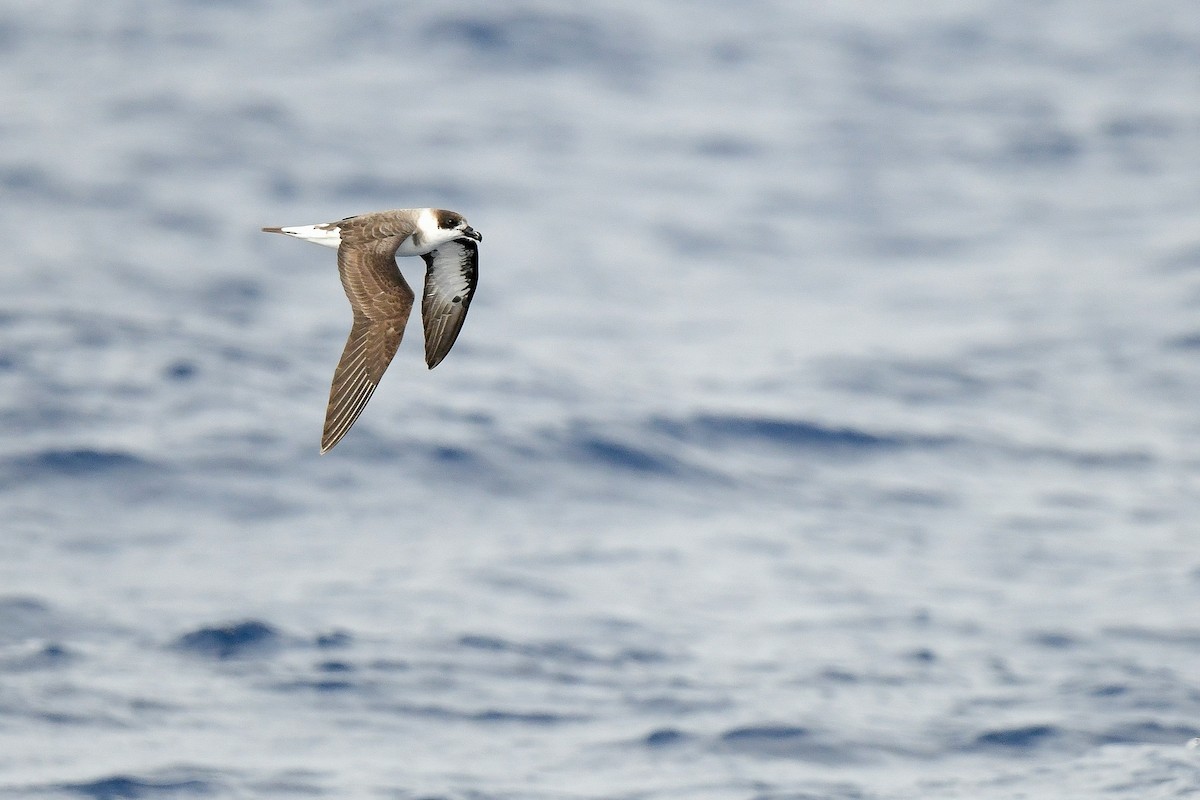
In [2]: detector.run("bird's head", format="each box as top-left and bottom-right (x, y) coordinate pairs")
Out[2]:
(434, 209), (483, 243)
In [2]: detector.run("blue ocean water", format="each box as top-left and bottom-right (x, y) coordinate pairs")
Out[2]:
(3, 1), (1200, 797)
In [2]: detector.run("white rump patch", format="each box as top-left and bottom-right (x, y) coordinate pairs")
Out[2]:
(279, 223), (342, 249)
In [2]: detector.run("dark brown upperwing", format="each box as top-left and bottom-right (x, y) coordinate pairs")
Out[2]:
(320, 242), (416, 453)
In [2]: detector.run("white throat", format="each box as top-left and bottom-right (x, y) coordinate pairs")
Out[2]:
(396, 208), (459, 256)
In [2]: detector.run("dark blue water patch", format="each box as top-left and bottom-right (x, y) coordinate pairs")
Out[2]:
(816, 662), (921, 687)
(836, 25), (895, 69)
(6, 449), (157, 481)
(315, 629), (352, 649)
(0, 163), (137, 208)
(232, 101), (294, 134)
(695, 135), (762, 160)
(390, 702), (579, 725)
(904, 647), (937, 663)
(656, 223), (735, 258)
(246, 772), (329, 798)
(927, 19), (991, 56)
(178, 0), (264, 12)
(475, 569), (571, 602)
(551, 420), (718, 479)
(0, 641), (75, 672)
(269, 659), (361, 694)
(1165, 331), (1200, 350)
(572, 434), (683, 475)
(876, 487), (953, 508)
(653, 413), (950, 455)
(149, 209), (217, 237)
(1131, 30), (1200, 66)
(970, 723), (1060, 751)
(429, 445), (474, 464)
(172, 620), (281, 660)
(0, 164), (63, 200)
(457, 633), (596, 663)
(616, 647), (668, 665)
(264, 171), (300, 202)
(106, 91), (182, 122)
(212, 344), (288, 372)
(1012, 445), (1154, 470)
(471, 709), (566, 724)
(0, 595), (54, 641)
(457, 633), (667, 667)
(410, 443), (495, 477)
(30, 709), (103, 726)
(819, 668), (860, 684)
(1038, 490), (1102, 510)
(866, 232), (977, 260)
(709, 38), (752, 66)
(277, 677), (355, 694)
(1028, 630), (1076, 649)
(632, 693), (734, 716)
(721, 725), (809, 745)
(202, 490), (297, 523)
(748, 787), (869, 800)
(32, 642), (72, 664)
(717, 725), (858, 763)
(706, 416), (899, 449)
(1099, 720), (1200, 745)
(1104, 625), (1200, 648)
(54, 774), (216, 799)
(201, 278), (265, 326)
(1156, 242), (1200, 273)
(163, 360), (198, 381)
(458, 633), (512, 653)
(1004, 125), (1084, 167)
(1101, 113), (1175, 170)
(425, 10), (644, 74)
(0, 19), (19, 56)
(644, 727), (691, 748)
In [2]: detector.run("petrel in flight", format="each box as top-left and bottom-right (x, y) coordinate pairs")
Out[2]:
(262, 208), (481, 453)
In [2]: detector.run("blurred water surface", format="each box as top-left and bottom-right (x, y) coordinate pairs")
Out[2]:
(3, 1), (1200, 797)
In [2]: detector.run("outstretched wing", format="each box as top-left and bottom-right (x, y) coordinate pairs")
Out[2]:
(321, 245), (415, 453)
(420, 237), (479, 369)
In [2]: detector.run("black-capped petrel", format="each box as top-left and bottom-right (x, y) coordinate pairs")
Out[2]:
(262, 208), (482, 453)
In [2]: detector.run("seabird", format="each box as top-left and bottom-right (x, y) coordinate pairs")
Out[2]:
(262, 208), (482, 453)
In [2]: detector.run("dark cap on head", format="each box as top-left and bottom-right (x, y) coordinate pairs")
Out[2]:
(435, 209), (464, 229)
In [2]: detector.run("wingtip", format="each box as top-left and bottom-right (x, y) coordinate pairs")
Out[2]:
(425, 337), (455, 369)
(425, 350), (448, 370)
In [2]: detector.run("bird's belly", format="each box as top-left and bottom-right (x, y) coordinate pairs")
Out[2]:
(395, 236), (433, 257)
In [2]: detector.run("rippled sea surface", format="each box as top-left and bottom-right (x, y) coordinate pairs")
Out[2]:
(4, 1), (1200, 797)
